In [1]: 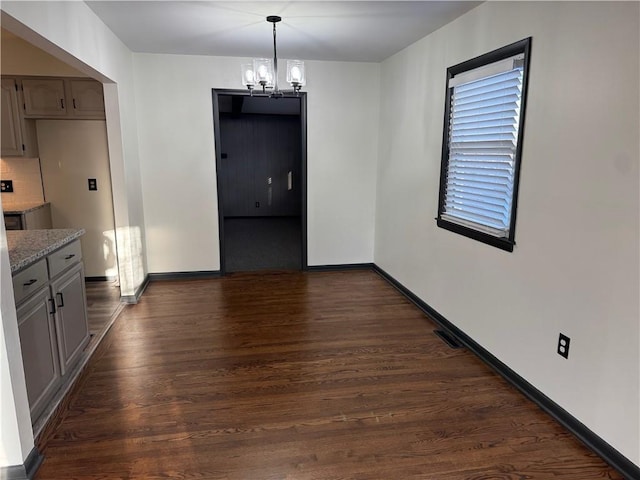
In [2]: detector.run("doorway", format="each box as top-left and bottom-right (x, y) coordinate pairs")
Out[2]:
(212, 90), (307, 274)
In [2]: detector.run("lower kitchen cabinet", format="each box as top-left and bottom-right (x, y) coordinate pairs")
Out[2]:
(16, 287), (61, 422)
(4, 204), (53, 231)
(50, 263), (89, 375)
(13, 239), (89, 424)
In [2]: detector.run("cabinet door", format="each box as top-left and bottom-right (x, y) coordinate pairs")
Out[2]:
(22, 78), (67, 117)
(50, 263), (89, 375)
(17, 287), (61, 420)
(1, 78), (24, 156)
(69, 80), (105, 118)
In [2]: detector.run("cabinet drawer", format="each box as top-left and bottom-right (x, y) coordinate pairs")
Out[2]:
(47, 240), (83, 278)
(13, 259), (48, 304)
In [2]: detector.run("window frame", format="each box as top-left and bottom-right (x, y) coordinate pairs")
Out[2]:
(436, 37), (532, 252)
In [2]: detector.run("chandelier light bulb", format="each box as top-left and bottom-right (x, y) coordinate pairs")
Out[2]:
(243, 17), (306, 95)
(241, 63), (255, 89)
(252, 57), (274, 91)
(290, 66), (301, 82)
(286, 59), (306, 92)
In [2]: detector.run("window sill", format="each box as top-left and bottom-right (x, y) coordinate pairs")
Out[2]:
(436, 218), (514, 252)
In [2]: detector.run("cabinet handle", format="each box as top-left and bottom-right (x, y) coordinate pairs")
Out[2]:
(60, 98), (65, 109)
(48, 298), (56, 315)
(23, 279), (38, 287)
(56, 292), (65, 308)
(64, 254), (76, 260)
(73, 98), (77, 109)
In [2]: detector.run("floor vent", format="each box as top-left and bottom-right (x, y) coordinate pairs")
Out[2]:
(434, 329), (464, 349)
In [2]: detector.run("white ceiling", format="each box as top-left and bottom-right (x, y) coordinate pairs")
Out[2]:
(85, 1), (481, 63)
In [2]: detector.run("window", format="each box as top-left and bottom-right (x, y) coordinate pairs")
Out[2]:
(437, 38), (532, 252)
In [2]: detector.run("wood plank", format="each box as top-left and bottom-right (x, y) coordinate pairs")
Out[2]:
(35, 271), (625, 479)
(35, 279), (123, 448)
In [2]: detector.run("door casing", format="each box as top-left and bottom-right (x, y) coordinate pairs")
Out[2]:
(212, 89), (308, 274)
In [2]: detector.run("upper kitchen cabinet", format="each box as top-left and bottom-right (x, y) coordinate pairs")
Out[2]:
(1, 77), (39, 157)
(68, 79), (105, 118)
(1, 78), (23, 155)
(1, 75), (105, 156)
(22, 78), (67, 117)
(20, 76), (105, 120)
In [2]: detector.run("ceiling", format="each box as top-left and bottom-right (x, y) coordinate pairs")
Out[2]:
(85, 1), (481, 63)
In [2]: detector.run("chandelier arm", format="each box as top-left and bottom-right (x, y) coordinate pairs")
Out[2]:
(272, 20), (279, 93)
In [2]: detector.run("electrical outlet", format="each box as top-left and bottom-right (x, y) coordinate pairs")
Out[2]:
(88, 178), (98, 191)
(1, 180), (14, 192)
(557, 333), (570, 359)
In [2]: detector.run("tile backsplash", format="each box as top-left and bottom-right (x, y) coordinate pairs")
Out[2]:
(0, 157), (45, 206)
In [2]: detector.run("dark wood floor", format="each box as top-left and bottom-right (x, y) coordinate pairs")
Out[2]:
(33, 280), (125, 441)
(224, 217), (302, 272)
(85, 279), (122, 340)
(36, 271), (623, 479)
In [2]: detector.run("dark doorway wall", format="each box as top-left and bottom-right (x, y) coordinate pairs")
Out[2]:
(219, 113), (301, 217)
(212, 91), (307, 274)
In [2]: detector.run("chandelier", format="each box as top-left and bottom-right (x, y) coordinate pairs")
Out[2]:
(241, 16), (306, 95)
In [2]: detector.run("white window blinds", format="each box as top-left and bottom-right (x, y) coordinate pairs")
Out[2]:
(442, 56), (524, 238)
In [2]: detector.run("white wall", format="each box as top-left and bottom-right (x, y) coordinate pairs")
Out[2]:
(0, 206), (34, 467)
(133, 54), (379, 272)
(37, 120), (117, 278)
(305, 60), (379, 265)
(0, 29), (85, 77)
(375, 1), (639, 465)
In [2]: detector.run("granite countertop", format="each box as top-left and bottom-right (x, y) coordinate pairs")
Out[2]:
(6, 228), (85, 273)
(3, 202), (50, 215)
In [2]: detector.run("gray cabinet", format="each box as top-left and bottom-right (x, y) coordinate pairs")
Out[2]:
(23, 204), (53, 229)
(16, 277), (61, 421)
(12, 258), (48, 304)
(1, 78), (39, 157)
(22, 78), (67, 117)
(3, 204), (53, 231)
(68, 79), (105, 118)
(1, 78), (22, 156)
(21, 77), (104, 119)
(50, 263), (89, 374)
(13, 239), (89, 423)
(1, 75), (105, 157)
